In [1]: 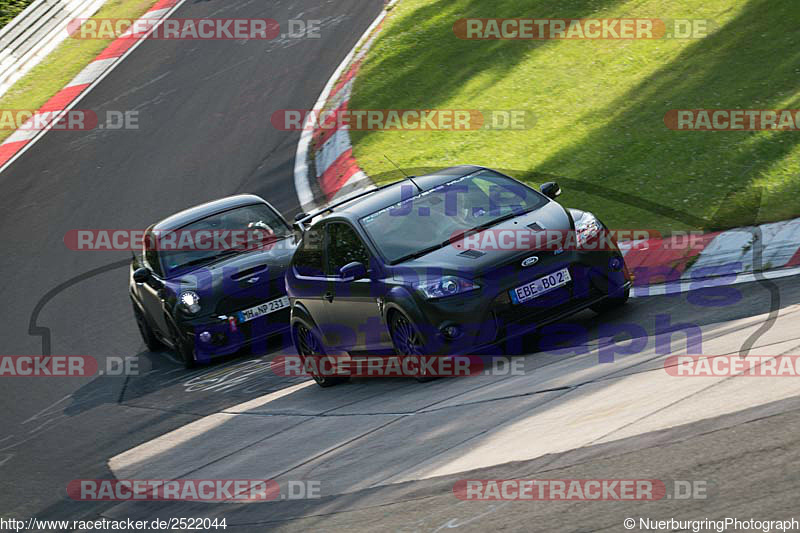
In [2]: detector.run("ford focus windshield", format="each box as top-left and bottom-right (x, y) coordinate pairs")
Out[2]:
(359, 170), (548, 263)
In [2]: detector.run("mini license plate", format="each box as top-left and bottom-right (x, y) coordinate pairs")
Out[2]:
(510, 268), (571, 304)
(236, 296), (289, 323)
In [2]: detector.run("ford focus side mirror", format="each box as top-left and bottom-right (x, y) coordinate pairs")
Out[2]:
(339, 261), (367, 281)
(540, 181), (561, 199)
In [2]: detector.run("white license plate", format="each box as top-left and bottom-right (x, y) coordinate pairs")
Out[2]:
(510, 268), (571, 304)
(236, 296), (289, 323)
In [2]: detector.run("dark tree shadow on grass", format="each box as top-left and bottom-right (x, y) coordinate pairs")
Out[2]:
(527, 0), (800, 231)
(353, 0), (800, 232)
(350, 0), (626, 113)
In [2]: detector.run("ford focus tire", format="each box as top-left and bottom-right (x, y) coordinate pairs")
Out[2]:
(294, 324), (348, 388)
(389, 312), (436, 383)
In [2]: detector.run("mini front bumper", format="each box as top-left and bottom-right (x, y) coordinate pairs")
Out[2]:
(177, 307), (291, 361)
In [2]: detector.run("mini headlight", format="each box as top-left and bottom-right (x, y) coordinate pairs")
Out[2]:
(574, 212), (602, 249)
(178, 291), (201, 314)
(414, 276), (478, 299)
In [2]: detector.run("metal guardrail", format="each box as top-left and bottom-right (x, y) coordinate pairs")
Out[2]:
(0, 0), (106, 97)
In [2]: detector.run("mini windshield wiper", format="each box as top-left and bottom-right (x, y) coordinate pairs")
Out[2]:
(173, 249), (241, 270)
(246, 233), (290, 247)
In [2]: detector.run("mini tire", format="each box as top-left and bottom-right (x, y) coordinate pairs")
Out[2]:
(132, 301), (163, 352)
(167, 318), (196, 369)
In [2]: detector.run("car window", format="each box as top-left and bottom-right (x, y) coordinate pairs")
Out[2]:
(157, 203), (290, 278)
(360, 170), (547, 263)
(326, 222), (370, 275)
(143, 228), (163, 277)
(293, 224), (326, 277)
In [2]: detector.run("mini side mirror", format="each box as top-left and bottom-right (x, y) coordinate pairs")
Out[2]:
(540, 181), (561, 199)
(339, 261), (367, 281)
(133, 267), (151, 284)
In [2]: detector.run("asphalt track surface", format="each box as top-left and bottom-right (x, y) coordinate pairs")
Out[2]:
(1, 2), (800, 532)
(0, 0), (383, 521)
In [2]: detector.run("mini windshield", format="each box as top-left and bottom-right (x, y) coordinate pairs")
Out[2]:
(359, 170), (548, 263)
(152, 203), (290, 277)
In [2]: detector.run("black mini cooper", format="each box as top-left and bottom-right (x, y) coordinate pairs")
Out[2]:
(130, 194), (296, 367)
(286, 166), (632, 386)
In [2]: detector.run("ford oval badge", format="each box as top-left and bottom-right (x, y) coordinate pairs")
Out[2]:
(521, 256), (539, 267)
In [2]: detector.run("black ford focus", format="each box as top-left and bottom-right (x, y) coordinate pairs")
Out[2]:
(286, 166), (632, 386)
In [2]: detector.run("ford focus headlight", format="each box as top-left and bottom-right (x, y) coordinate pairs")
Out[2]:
(574, 212), (602, 249)
(178, 291), (201, 314)
(414, 276), (478, 299)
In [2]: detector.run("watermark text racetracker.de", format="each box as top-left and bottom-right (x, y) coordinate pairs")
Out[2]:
(453, 18), (714, 40)
(665, 109), (800, 131)
(67, 479), (321, 501)
(448, 228), (706, 252)
(274, 354), (526, 378)
(68, 18), (321, 40)
(0, 356), (138, 377)
(666, 355), (800, 377)
(272, 109), (536, 131)
(453, 479), (708, 500)
(64, 228), (289, 251)
(0, 109), (138, 131)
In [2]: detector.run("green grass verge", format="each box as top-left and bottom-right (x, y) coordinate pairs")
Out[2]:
(350, 0), (800, 232)
(0, 0), (156, 143)
(1, 0), (35, 28)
